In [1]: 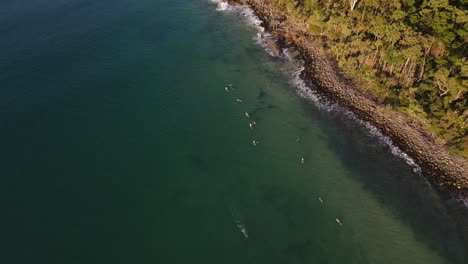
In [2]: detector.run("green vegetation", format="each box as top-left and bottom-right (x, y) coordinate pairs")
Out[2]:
(274, 0), (467, 156)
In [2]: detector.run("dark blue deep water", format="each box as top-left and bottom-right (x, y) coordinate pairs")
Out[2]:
(0, 0), (466, 263)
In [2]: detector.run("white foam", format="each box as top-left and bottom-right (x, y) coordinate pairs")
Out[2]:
(211, 1), (279, 58)
(211, 1), (264, 30)
(210, 0), (230, 11)
(290, 64), (328, 108)
(254, 32), (279, 57)
(217, 2), (229, 11)
(243, 9), (263, 29)
(282, 48), (292, 60)
(288, 63), (423, 175)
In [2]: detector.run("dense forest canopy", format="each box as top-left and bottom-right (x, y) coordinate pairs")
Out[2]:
(274, 0), (467, 156)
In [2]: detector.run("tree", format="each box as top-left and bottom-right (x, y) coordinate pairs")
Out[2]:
(273, 0), (468, 155)
(349, 0), (360, 11)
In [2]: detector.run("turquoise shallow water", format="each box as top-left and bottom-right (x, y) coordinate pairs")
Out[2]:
(0, 0), (466, 263)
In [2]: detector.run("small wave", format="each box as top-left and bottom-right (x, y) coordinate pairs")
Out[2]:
(282, 48), (292, 60)
(240, 7), (264, 30)
(238, 224), (249, 238)
(230, 206), (249, 238)
(289, 64), (423, 175)
(290, 65), (329, 108)
(360, 121), (423, 174)
(254, 32), (279, 57)
(211, 1), (264, 30)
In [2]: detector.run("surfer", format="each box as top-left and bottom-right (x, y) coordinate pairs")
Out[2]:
(236, 98), (243, 102)
(336, 218), (342, 226)
(245, 112), (250, 118)
(241, 227), (248, 238)
(238, 224), (248, 238)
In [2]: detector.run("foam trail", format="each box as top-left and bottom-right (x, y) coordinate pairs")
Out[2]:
(230, 206), (249, 238)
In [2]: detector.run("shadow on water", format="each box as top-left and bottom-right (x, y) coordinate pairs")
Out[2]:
(300, 101), (468, 263)
(231, 33), (468, 261)
(186, 153), (210, 173)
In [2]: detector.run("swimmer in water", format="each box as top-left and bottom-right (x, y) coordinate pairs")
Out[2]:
(236, 98), (243, 102)
(225, 87), (229, 92)
(318, 197), (323, 203)
(301, 157), (304, 164)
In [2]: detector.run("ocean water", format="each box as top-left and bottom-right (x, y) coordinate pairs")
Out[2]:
(0, 0), (466, 263)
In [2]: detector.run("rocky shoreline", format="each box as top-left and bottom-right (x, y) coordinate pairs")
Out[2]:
(226, 0), (468, 199)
